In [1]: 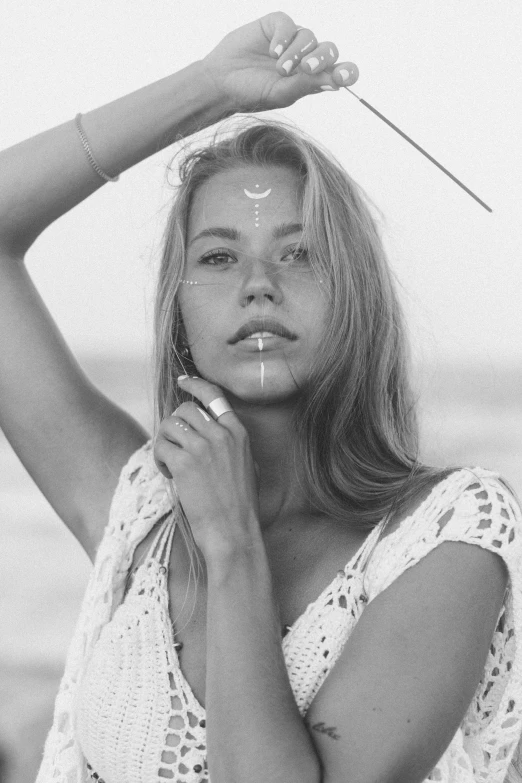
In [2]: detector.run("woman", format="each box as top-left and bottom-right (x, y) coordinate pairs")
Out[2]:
(0, 11), (521, 783)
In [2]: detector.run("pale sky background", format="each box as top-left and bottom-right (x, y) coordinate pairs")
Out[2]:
(1, 0), (521, 367)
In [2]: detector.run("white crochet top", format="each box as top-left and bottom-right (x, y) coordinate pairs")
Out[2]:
(35, 440), (522, 783)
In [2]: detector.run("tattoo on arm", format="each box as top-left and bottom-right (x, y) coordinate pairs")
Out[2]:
(305, 719), (341, 741)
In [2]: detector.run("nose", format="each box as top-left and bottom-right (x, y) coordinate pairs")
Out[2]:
(239, 256), (283, 308)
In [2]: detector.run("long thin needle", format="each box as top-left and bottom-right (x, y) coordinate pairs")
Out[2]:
(344, 86), (492, 213)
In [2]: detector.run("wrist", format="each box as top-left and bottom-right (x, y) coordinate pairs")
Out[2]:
(189, 59), (237, 119)
(204, 524), (268, 585)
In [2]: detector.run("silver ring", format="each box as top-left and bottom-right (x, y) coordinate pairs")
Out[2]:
(206, 397), (233, 420)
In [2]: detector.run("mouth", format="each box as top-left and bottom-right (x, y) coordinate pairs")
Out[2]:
(234, 333), (293, 352)
(229, 319), (298, 345)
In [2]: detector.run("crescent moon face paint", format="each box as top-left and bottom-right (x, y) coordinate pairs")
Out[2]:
(244, 183), (272, 228)
(244, 188), (272, 199)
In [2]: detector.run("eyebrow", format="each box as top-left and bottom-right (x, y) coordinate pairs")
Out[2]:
(188, 222), (303, 246)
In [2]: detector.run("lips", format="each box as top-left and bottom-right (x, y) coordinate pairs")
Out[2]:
(229, 318), (298, 344)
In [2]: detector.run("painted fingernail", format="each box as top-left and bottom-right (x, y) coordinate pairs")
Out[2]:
(320, 85), (336, 91)
(273, 44), (283, 56)
(281, 60), (293, 74)
(178, 375), (188, 381)
(197, 407), (211, 422)
(306, 57), (320, 72)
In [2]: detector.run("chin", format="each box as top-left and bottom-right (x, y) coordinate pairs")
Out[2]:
(222, 371), (301, 406)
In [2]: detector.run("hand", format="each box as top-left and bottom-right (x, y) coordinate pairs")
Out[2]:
(200, 11), (359, 113)
(154, 376), (261, 561)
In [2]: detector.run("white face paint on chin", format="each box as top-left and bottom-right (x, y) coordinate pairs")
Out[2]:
(257, 337), (265, 390)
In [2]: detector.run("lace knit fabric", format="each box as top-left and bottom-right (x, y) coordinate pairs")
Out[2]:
(35, 440), (522, 783)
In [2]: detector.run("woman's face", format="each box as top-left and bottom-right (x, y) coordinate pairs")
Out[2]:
(180, 164), (328, 405)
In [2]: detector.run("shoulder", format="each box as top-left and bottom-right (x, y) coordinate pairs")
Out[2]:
(429, 467), (522, 551)
(364, 467), (522, 600)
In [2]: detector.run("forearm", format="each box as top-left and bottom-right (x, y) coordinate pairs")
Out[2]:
(0, 61), (233, 257)
(205, 540), (323, 783)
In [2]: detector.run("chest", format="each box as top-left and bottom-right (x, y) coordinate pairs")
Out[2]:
(150, 521), (371, 710)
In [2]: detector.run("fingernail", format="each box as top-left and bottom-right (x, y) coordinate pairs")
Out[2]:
(339, 66), (359, 83)
(273, 44), (283, 56)
(306, 57), (320, 72)
(178, 375), (188, 381)
(281, 60), (293, 74)
(320, 85), (336, 91)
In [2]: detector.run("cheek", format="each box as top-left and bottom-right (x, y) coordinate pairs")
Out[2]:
(180, 294), (223, 349)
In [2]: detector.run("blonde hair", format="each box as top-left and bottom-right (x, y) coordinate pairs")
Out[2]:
(153, 116), (450, 623)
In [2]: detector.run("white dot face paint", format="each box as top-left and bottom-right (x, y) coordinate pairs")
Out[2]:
(244, 186), (272, 227)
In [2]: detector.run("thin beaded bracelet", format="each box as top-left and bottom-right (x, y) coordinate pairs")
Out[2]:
(74, 113), (120, 183)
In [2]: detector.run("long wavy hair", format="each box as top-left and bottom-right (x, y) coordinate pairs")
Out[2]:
(153, 116), (451, 618)
(151, 118), (522, 781)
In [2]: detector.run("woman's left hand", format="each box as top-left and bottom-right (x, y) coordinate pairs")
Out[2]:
(154, 376), (261, 561)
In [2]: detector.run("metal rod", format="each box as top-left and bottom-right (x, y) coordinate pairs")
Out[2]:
(344, 86), (492, 213)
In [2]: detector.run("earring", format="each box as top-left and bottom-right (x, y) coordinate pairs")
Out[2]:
(181, 345), (191, 358)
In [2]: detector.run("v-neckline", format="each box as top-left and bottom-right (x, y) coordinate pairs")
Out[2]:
(143, 467), (467, 716)
(158, 517), (385, 716)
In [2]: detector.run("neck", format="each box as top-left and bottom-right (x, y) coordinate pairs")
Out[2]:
(228, 396), (309, 532)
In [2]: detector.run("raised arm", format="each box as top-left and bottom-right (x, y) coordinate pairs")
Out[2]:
(0, 59), (236, 563)
(0, 12), (357, 563)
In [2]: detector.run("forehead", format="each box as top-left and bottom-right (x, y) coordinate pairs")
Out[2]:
(187, 165), (302, 237)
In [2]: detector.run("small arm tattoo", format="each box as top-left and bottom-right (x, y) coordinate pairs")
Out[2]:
(305, 719), (341, 740)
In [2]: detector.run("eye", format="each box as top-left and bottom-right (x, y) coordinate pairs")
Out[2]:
(199, 248), (237, 266)
(281, 245), (309, 264)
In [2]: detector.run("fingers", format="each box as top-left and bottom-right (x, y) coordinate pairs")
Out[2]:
(170, 402), (217, 435)
(273, 35), (358, 91)
(331, 61), (359, 87)
(272, 28), (318, 74)
(315, 61), (359, 92)
(154, 406), (212, 478)
(263, 11), (303, 59)
(275, 34), (334, 77)
(176, 376), (239, 430)
(299, 40), (339, 76)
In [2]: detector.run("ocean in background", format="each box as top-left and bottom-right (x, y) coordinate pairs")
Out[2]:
(0, 354), (521, 783)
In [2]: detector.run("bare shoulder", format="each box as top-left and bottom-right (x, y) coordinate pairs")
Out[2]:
(379, 469), (457, 542)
